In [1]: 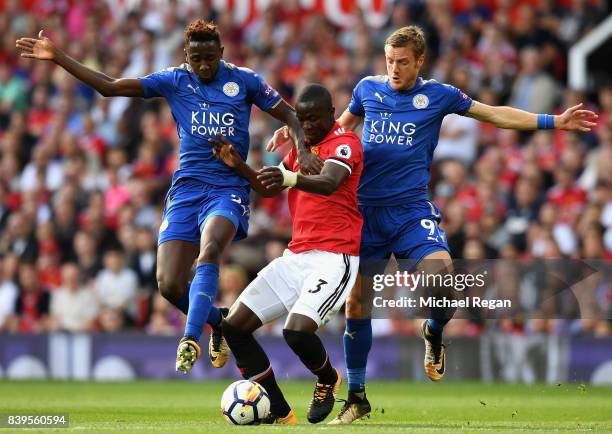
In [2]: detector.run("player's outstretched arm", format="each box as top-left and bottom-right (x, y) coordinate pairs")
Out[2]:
(16, 30), (144, 98)
(465, 101), (598, 131)
(267, 101), (323, 175)
(258, 161), (349, 196)
(209, 136), (285, 198)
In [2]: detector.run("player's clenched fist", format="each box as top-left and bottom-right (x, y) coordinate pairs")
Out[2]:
(257, 167), (285, 189)
(16, 30), (57, 61)
(297, 151), (323, 176)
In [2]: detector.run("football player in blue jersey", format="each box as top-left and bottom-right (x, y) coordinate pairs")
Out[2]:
(17, 20), (322, 374)
(268, 26), (597, 424)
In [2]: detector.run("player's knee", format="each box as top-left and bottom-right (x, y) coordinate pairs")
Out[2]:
(156, 270), (184, 302)
(345, 293), (364, 319)
(222, 318), (249, 346)
(197, 239), (222, 265)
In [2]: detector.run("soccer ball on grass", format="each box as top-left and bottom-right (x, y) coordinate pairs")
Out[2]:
(220, 380), (270, 425)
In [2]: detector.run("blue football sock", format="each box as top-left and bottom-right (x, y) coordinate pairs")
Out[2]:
(184, 263), (219, 341)
(344, 318), (372, 392)
(174, 281), (220, 326)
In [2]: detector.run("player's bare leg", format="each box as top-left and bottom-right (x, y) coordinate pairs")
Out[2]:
(419, 250), (454, 381)
(156, 240), (198, 313)
(284, 313), (342, 423)
(222, 302), (296, 424)
(329, 274), (372, 425)
(177, 217), (235, 374)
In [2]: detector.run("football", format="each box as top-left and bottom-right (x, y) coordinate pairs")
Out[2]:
(220, 380), (270, 425)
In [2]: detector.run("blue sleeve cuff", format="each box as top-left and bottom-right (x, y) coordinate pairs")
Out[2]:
(458, 98), (473, 115)
(138, 77), (154, 99)
(264, 97), (283, 112)
(348, 105), (365, 117)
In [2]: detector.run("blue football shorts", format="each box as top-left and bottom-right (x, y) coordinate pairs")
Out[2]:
(359, 200), (449, 266)
(157, 178), (250, 246)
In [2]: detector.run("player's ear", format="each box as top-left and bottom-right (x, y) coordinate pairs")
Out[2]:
(219, 44), (224, 58)
(417, 54), (425, 68)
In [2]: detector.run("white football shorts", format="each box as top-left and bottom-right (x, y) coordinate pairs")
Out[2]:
(237, 249), (359, 327)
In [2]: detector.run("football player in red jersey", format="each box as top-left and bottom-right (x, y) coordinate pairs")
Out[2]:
(209, 84), (362, 425)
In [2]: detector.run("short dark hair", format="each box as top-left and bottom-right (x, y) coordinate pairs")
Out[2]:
(296, 84), (332, 109)
(385, 26), (426, 58)
(184, 20), (221, 46)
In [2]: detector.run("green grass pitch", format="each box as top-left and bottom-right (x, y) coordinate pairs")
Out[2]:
(2, 380), (612, 433)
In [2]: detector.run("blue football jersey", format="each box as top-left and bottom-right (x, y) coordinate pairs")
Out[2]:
(348, 76), (473, 206)
(139, 60), (282, 187)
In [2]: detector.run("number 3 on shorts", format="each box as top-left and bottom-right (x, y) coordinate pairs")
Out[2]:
(308, 279), (328, 294)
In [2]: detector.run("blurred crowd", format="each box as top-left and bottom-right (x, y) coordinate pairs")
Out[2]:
(0, 0), (610, 338)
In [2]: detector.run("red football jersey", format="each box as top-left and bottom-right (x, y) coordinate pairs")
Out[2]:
(282, 123), (363, 255)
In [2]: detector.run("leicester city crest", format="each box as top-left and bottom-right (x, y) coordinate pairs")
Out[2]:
(223, 82), (240, 97)
(412, 94), (429, 109)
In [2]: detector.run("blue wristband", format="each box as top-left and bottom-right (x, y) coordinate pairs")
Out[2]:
(537, 114), (554, 129)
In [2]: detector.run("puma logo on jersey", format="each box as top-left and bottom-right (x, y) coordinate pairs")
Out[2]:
(374, 92), (386, 103)
(187, 84), (199, 93)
